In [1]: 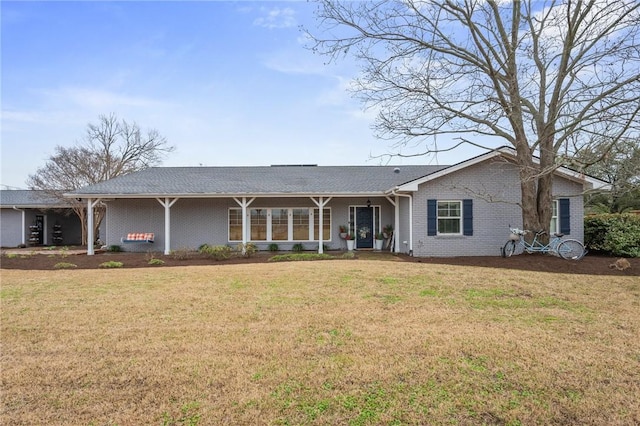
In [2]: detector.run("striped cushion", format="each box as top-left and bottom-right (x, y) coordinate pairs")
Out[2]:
(125, 233), (154, 241)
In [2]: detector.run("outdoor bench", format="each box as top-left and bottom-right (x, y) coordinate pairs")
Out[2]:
(121, 233), (155, 243)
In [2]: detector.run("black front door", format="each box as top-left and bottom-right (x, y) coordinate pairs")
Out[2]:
(355, 207), (374, 249)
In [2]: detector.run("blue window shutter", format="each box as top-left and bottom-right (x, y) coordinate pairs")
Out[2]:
(427, 199), (437, 236)
(463, 199), (473, 236)
(559, 198), (571, 234)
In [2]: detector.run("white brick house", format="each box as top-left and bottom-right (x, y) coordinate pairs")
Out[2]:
(66, 147), (608, 257)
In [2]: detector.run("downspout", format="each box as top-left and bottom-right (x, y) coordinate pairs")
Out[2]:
(390, 190), (413, 256)
(13, 206), (26, 246)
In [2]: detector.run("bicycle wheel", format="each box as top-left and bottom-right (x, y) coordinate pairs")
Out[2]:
(503, 240), (523, 257)
(557, 239), (586, 260)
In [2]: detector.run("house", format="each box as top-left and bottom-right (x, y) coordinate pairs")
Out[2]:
(66, 148), (608, 257)
(0, 190), (83, 247)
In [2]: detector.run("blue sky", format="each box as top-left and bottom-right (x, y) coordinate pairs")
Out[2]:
(1, 1), (479, 189)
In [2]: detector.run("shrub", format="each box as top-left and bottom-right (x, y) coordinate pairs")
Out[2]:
(58, 246), (69, 258)
(292, 243), (305, 252)
(53, 262), (77, 269)
(99, 261), (124, 269)
(269, 253), (334, 262)
(199, 244), (233, 260)
(106, 245), (122, 252)
(584, 213), (640, 257)
(148, 258), (165, 266)
(268, 243), (279, 252)
(341, 251), (356, 259)
(235, 242), (258, 258)
(6, 253), (19, 259)
(171, 247), (194, 260)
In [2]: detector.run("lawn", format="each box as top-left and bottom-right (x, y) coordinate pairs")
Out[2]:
(1, 260), (639, 425)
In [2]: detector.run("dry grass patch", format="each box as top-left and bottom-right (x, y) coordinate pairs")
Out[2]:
(1, 261), (639, 425)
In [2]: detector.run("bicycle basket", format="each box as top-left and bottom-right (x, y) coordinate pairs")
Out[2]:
(509, 233), (520, 241)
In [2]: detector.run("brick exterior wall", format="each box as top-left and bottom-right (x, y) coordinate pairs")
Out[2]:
(411, 158), (585, 257)
(0, 209), (22, 247)
(0, 208), (82, 247)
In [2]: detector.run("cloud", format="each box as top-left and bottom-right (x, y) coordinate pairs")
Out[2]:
(38, 87), (172, 110)
(253, 7), (296, 29)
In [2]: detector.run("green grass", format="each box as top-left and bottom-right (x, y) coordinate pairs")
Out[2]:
(268, 253), (334, 262)
(1, 261), (639, 425)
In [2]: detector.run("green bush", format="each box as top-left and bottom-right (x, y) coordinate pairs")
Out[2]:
(54, 262), (77, 269)
(269, 253), (334, 262)
(584, 213), (640, 257)
(148, 258), (165, 266)
(268, 243), (279, 252)
(199, 244), (233, 260)
(292, 243), (305, 252)
(99, 261), (124, 268)
(236, 242), (258, 258)
(106, 245), (122, 252)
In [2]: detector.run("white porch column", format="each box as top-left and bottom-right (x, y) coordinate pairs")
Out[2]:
(233, 197), (256, 252)
(394, 195), (400, 253)
(156, 198), (179, 255)
(86, 198), (101, 255)
(311, 196), (332, 254)
(385, 196), (397, 252)
(392, 193), (413, 255)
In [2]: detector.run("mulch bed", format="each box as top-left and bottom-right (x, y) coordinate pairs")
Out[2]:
(1, 248), (637, 276)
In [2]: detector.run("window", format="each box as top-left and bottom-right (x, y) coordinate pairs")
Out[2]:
(292, 209), (310, 240)
(272, 209), (288, 241)
(437, 201), (461, 234)
(313, 208), (331, 240)
(250, 209), (267, 241)
(229, 209), (243, 241)
(550, 200), (559, 234)
(228, 207), (331, 242)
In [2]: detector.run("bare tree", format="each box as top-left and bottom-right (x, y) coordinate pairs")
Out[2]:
(308, 0), (640, 235)
(580, 138), (640, 212)
(27, 113), (174, 245)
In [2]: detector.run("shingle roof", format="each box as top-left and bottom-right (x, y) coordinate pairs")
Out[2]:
(68, 165), (449, 197)
(0, 190), (72, 207)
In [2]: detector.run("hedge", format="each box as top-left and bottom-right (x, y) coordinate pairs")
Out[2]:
(584, 214), (640, 257)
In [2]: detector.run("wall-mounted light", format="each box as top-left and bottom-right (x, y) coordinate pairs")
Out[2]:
(366, 199), (371, 208)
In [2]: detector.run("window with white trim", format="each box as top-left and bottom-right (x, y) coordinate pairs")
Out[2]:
(229, 209), (243, 241)
(313, 208), (331, 240)
(251, 209), (267, 241)
(550, 200), (559, 234)
(293, 209), (310, 240)
(437, 201), (462, 234)
(228, 207), (331, 242)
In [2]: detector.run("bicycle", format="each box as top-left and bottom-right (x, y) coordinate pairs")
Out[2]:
(503, 227), (586, 260)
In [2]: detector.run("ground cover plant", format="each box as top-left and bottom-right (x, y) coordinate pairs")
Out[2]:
(1, 260), (639, 425)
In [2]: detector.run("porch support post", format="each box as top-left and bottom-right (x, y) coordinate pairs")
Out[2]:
(233, 197), (256, 253)
(311, 196), (332, 254)
(392, 194), (413, 255)
(157, 197), (179, 255)
(86, 198), (101, 255)
(394, 195), (400, 253)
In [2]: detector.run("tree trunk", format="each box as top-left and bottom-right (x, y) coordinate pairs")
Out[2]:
(517, 144), (554, 244)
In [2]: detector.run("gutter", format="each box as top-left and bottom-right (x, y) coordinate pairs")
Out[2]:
(12, 206), (26, 246)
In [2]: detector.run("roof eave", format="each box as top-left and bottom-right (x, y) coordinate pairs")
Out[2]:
(64, 191), (390, 199)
